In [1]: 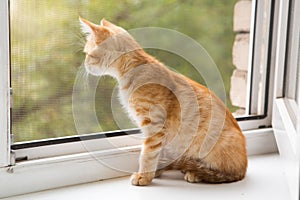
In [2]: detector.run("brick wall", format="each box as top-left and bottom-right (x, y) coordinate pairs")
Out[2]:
(230, 0), (252, 115)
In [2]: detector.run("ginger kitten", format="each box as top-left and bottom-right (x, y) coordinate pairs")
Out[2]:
(79, 17), (247, 186)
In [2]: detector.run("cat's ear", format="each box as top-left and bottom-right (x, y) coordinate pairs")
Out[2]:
(79, 17), (96, 35)
(100, 18), (126, 33)
(100, 18), (115, 27)
(79, 17), (112, 43)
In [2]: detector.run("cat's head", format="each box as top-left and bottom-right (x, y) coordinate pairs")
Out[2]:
(79, 17), (138, 77)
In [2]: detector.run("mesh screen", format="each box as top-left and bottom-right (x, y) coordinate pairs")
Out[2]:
(10, 0), (237, 142)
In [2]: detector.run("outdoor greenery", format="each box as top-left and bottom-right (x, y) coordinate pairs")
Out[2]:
(11, 0), (238, 142)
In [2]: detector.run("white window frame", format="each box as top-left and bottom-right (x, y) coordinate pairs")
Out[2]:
(238, 0), (274, 130)
(0, 0), (11, 168)
(272, 0), (300, 199)
(0, 0), (279, 198)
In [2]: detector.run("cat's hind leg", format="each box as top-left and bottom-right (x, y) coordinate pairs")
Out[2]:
(183, 167), (245, 184)
(184, 171), (201, 183)
(154, 169), (165, 178)
(179, 157), (246, 184)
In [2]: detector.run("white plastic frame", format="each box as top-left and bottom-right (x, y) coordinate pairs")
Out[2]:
(0, 0), (11, 168)
(239, 0), (275, 130)
(272, 0), (300, 199)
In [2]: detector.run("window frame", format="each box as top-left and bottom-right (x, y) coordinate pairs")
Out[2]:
(246, 0), (272, 117)
(0, 0), (280, 198)
(0, 0), (11, 168)
(272, 0), (300, 199)
(10, 0), (276, 156)
(237, 0), (275, 130)
(280, 0), (300, 130)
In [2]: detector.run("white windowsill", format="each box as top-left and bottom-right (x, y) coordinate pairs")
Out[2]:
(0, 128), (279, 198)
(3, 153), (290, 200)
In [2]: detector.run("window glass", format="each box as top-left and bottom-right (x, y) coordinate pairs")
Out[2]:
(11, 0), (241, 142)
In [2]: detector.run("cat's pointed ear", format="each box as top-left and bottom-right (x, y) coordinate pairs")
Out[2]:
(100, 18), (126, 33)
(100, 18), (115, 27)
(79, 17), (112, 43)
(79, 17), (96, 35)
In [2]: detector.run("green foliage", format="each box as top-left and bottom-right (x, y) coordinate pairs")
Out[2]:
(11, 0), (237, 142)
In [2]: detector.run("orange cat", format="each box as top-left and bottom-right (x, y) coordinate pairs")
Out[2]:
(79, 17), (247, 186)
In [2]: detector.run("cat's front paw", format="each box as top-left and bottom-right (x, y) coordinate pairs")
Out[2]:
(131, 172), (154, 186)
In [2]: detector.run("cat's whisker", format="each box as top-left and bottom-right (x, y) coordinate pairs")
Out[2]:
(72, 32), (86, 55)
(74, 32), (86, 43)
(72, 41), (86, 53)
(73, 48), (84, 55)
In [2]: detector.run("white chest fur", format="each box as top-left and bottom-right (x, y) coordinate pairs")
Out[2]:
(117, 86), (140, 125)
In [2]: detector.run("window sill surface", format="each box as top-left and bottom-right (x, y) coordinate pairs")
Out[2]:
(3, 153), (290, 200)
